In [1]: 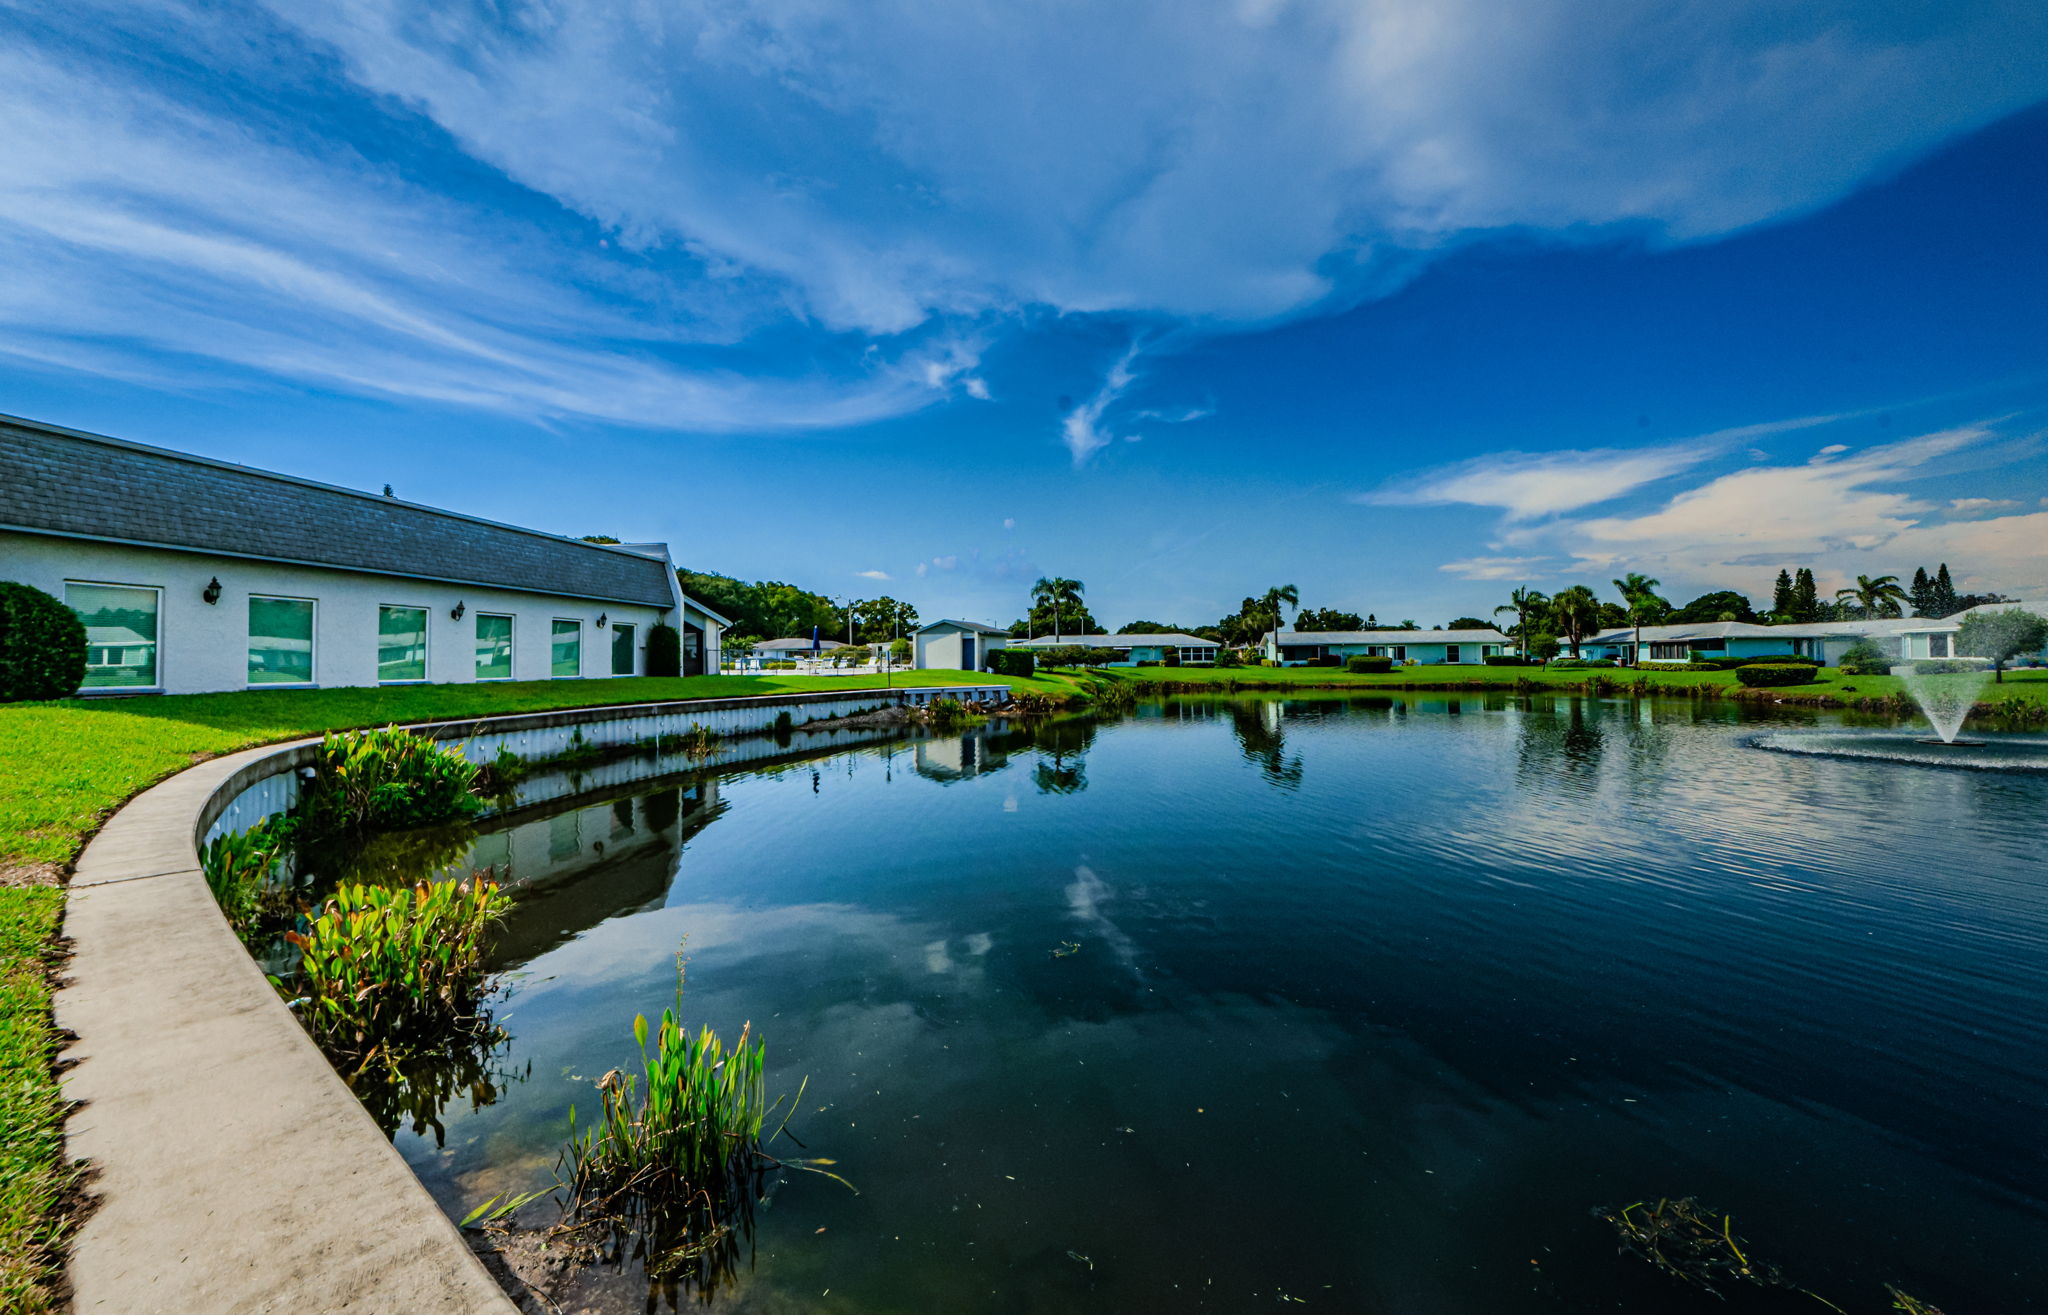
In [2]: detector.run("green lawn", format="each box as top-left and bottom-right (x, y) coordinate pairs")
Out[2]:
(0, 667), (1077, 1310)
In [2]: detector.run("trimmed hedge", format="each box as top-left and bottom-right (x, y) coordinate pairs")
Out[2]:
(1548, 658), (1617, 669)
(1836, 641), (1892, 676)
(1483, 654), (1543, 666)
(1035, 646), (1123, 668)
(1345, 656), (1393, 674)
(0, 581), (86, 703)
(645, 624), (681, 677)
(987, 648), (1036, 678)
(1734, 663), (1819, 687)
(1911, 658), (1989, 675)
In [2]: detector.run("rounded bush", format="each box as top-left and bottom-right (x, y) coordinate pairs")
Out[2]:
(0, 581), (86, 702)
(1345, 656), (1392, 674)
(645, 624), (681, 677)
(1734, 663), (1819, 688)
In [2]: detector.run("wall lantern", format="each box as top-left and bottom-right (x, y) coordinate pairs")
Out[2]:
(202, 576), (222, 605)
(451, 601), (466, 620)
(596, 613), (608, 628)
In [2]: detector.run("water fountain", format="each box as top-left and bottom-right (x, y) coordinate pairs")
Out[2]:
(1891, 660), (1993, 746)
(1750, 658), (2048, 771)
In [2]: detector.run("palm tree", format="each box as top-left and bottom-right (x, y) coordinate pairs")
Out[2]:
(1610, 572), (1666, 665)
(1551, 585), (1601, 658)
(1259, 584), (1299, 660)
(1835, 573), (1908, 619)
(1494, 586), (1549, 657)
(1030, 576), (1085, 641)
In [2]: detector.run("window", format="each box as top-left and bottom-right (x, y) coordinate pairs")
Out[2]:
(377, 605), (428, 682)
(1929, 634), (1952, 658)
(1445, 644), (1462, 663)
(1649, 642), (1691, 660)
(67, 582), (160, 689)
(1392, 645), (1407, 661)
(551, 619), (582, 677)
(475, 613), (513, 680)
(248, 596), (315, 685)
(611, 623), (636, 676)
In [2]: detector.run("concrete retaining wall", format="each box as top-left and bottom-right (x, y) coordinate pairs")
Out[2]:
(60, 685), (1000, 1313)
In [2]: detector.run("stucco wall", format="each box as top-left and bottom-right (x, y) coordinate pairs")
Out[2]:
(2, 530), (675, 694)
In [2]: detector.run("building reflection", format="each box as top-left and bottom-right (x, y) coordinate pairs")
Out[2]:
(1228, 699), (1304, 788)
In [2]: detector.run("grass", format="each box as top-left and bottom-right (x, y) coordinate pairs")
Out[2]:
(0, 667), (1053, 1309)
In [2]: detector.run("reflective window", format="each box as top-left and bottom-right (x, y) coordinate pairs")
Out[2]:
(611, 623), (635, 676)
(248, 596), (315, 684)
(67, 583), (160, 689)
(551, 619), (581, 677)
(377, 605), (428, 682)
(476, 613), (514, 680)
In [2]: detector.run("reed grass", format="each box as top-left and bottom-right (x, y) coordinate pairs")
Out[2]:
(300, 726), (484, 840)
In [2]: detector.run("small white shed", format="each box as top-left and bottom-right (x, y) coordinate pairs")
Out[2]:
(913, 619), (1010, 671)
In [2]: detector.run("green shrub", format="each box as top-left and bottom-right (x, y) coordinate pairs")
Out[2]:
(1483, 654), (1542, 666)
(1134, 659), (1160, 667)
(1308, 655), (1342, 668)
(1835, 641), (1892, 676)
(1549, 658), (1616, 669)
(762, 659), (798, 670)
(1734, 663), (1819, 687)
(1911, 658), (1988, 675)
(300, 726), (485, 840)
(282, 878), (508, 1065)
(1214, 650), (1242, 668)
(0, 582), (86, 703)
(199, 816), (298, 938)
(1162, 649), (1181, 667)
(987, 649), (1036, 678)
(645, 624), (681, 677)
(1345, 656), (1392, 674)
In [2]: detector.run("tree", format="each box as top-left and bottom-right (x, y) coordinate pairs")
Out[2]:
(1957, 608), (2048, 683)
(580, 534), (622, 544)
(1258, 584), (1299, 648)
(849, 596), (918, 643)
(1933, 563), (1959, 617)
(1493, 587), (1549, 657)
(1909, 567), (1934, 617)
(1551, 586), (1602, 658)
(1771, 569), (1796, 619)
(1668, 590), (1757, 624)
(1793, 568), (1819, 622)
(1445, 616), (1490, 629)
(1117, 619), (1185, 634)
(1610, 573), (1668, 666)
(1293, 607), (1365, 632)
(1030, 577), (1086, 641)
(1836, 573), (1908, 618)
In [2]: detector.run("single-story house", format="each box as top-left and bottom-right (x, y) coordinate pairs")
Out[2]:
(1010, 632), (1221, 666)
(1, 412), (728, 695)
(1262, 627), (1510, 666)
(914, 619), (1010, 671)
(1576, 605), (2048, 665)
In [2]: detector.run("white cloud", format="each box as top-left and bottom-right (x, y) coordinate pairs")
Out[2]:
(1949, 497), (2021, 513)
(1002, 518), (1016, 530)
(1365, 441), (1720, 519)
(914, 562), (929, 578)
(1061, 343), (1144, 466)
(271, 0), (2048, 332)
(964, 377), (991, 401)
(1475, 423), (2048, 598)
(1438, 555), (1554, 581)
(855, 568), (891, 580)
(931, 555), (959, 571)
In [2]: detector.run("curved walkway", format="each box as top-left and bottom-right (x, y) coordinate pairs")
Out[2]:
(58, 736), (517, 1314)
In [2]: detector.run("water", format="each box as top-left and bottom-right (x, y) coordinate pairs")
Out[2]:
(1753, 728), (2048, 772)
(388, 694), (2048, 1313)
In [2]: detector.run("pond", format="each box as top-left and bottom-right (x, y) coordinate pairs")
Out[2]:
(386, 693), (2048, 1313)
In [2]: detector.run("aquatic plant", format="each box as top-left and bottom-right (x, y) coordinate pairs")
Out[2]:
(1598, 1198), (1798, 1299)
(656, 724), (722, 759)
(300, 726), (484, 840)
(1083, 678), (1137, 714)
(282, 877), (508, 1070)
(562, 968), (846, 1288)
(199, 815), (298, 938)
(924, 697), (982, 730)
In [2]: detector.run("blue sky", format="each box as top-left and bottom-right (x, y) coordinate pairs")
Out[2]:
(4, 1), (2047, 631)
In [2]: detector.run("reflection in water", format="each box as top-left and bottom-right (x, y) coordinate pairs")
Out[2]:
(350, 1024), (526, 1144)
(369, 699), (2048, 1314)
(1227, 698), (1303, 787)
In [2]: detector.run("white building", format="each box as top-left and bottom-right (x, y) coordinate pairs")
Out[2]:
(0, 413), (728, 696)
(1010, 632), (1220, 666)
(913, 619), (1009, 671)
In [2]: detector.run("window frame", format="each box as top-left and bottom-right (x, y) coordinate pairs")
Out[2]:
(610, 621), (636, 677)
(246, 593), (318, 687)
(376, 603), (431, 684)
(474, 612), (516, 681)
(66, 580), (164, 692)
(1444, 644), (1462, 663)
(551, 618), (584, 679)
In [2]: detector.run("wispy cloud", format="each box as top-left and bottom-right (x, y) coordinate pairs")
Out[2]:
(1061, 343), (1144, 466)
(855, 568), (891, 580)
(1949, 496), (2021, 513)
(1438, 555), (1554, 581)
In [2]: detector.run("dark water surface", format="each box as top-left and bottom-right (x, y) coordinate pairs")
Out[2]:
(394, 694), (2048, 1313)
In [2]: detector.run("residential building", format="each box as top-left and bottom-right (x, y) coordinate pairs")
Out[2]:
(1010, 632), (1220, 666)
(1262, 627), (1509, 665)
(1, 412), (727, 695)
(913, 619), (1010, 671)
(1575, 605), (2048, 664)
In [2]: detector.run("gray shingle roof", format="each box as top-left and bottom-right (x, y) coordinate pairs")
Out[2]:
(1275, 628), (1508, 644)
(917, 619), (1010, 635)
(1011, 632), (1217, 647)
(0, 413), (679, 607)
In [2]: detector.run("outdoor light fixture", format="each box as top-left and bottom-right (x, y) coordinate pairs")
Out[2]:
(596, 613), (608, 628)
(452, 601), (466, 620)
(202, 576), (222, 605)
